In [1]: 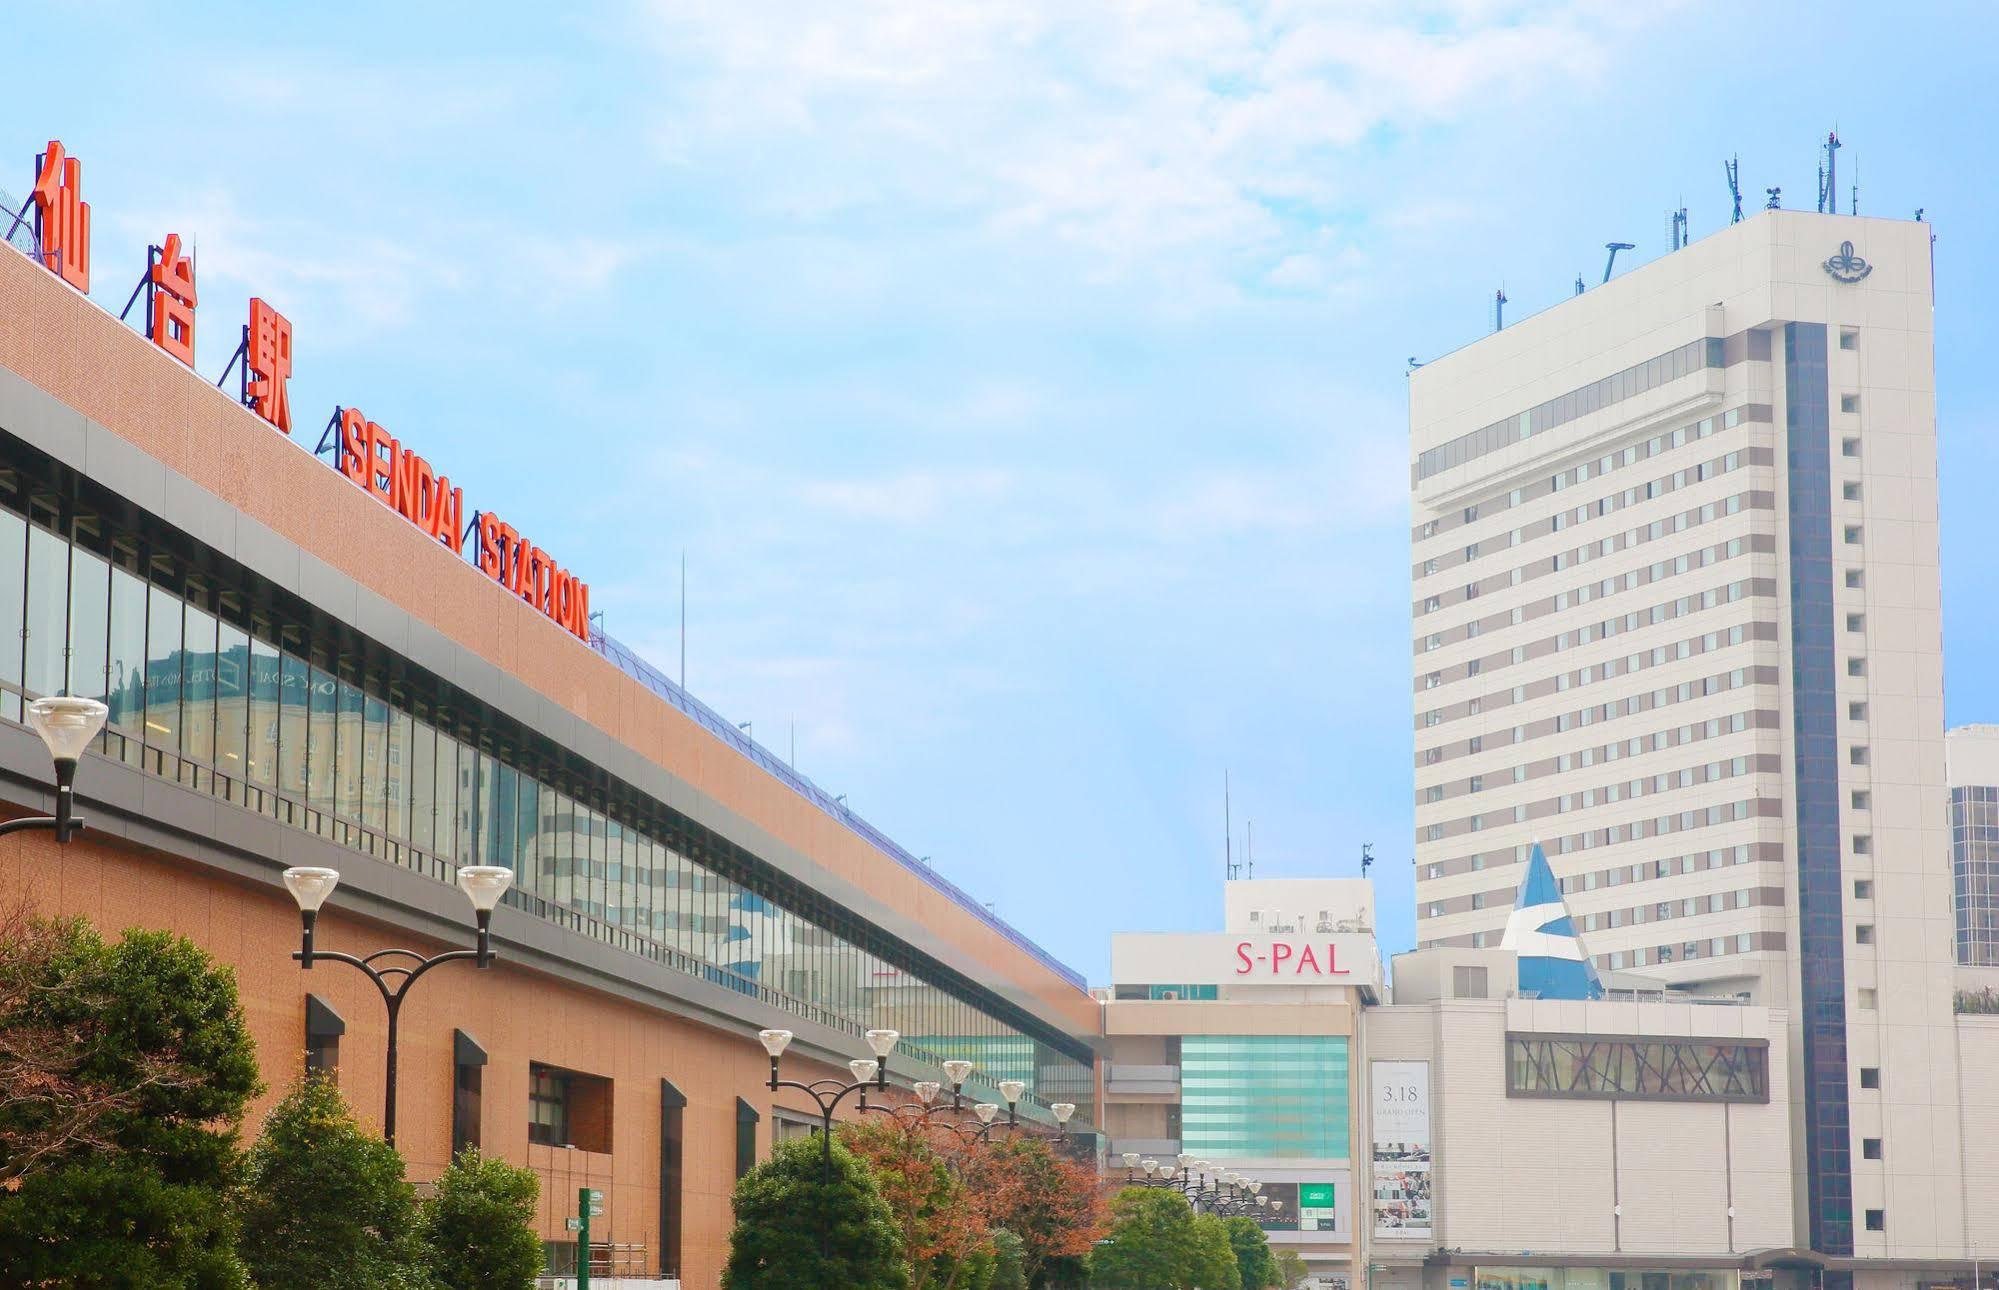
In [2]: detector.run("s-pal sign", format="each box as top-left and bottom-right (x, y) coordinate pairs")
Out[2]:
(1235, 940), (1353, 976)
(1108, 932), (1381, 991)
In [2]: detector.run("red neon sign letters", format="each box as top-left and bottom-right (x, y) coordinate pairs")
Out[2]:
(1234, 941), (1353, 976)
(149, 233), (197, 366)
(31, 141), (89, 291)
(246, 298), (293, 433)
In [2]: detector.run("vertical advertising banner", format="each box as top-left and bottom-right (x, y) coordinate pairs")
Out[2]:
(1370, 1060), (1432, 1239)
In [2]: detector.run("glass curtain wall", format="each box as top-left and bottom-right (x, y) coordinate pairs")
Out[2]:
(0, 496), (1090, 1119)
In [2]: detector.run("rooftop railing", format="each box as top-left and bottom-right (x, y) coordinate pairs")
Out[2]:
(588, 625), (1088, 992)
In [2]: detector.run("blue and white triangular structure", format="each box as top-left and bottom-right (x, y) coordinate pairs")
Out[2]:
(1500, 843), (1604, 1000)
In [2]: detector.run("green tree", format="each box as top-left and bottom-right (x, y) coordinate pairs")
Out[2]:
(1190, 1213), (1243, 1290)
(0, 917), (262, 1288)
(1089, 1187), (1199, 1289)
(987, 1228), (1029, 1290)
(723, 1134), (909, 1290)
(421, 1149), (542, 1290)
(239, 1075), (428, 1290)
(958, 1134), (1106, 1287)
(1224, 1215), (1279, 1290)
(839, 1118), (991, 1289)
(1273, 1248), (1312, 1289)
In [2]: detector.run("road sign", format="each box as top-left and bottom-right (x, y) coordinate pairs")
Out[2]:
(566, 1217), (581, 1232)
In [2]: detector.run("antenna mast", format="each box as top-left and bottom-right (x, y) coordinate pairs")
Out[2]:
(1493, 287), (1507, 332)
(1725, 156), (1743, 224)
(1225, 771), (1237, 880)
(1819, 130), (1841, 214)
(1246, 820), (1255, 881)
(1361, 842), (1374, 878)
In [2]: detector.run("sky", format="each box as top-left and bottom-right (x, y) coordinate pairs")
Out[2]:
(14, 0), (1999, 984)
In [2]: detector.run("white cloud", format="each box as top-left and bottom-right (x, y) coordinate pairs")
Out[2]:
(629, 0), (1675, 287)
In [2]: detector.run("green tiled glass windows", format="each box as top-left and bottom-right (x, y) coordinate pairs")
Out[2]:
(1181, 1035), (1349, 1159)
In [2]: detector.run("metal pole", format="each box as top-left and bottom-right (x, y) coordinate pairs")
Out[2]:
(383, 994), (402, 1147)
(577, 1186), (592, 1290)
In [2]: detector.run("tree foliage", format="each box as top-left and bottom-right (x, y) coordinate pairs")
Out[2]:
(1189, 1213), (1244, 1290)
(421, 1149), (543, 1290)
(0, 914), (261, 1288)
(1225, 1214), (1279, 1290)
(239, 1075), (428, 1290)
(841, 1118), (995, 1290)
(1089, 1187), (1200, 1289)
(724, 1133), (909, 1290)
(958, 1134), (1107, 1286)
(986, 1228), (1028, 1290)
(1274, 1248), (1313, 1290)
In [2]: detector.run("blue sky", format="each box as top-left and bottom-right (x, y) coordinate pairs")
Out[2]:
(16, 1), (1998, 984)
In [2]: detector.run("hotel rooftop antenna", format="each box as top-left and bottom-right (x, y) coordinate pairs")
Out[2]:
(1602, 242), (1634, 283)
(1493, 286), (1507, 332)
(1726, 155), (1743, 224)
(1245, 820), (1255, 881)
(1361, 842), (1374, 878)
(1671, 205), (1689, 251)
(1766, 186), (1782, 210)
(1818, 130), (1841, 214)
(1574, 273), (1585, 296)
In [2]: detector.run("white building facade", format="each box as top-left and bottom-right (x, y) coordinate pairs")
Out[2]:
(1408, 211), (1980, 1285)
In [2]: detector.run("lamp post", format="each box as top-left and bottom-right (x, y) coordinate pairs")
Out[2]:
(759, 1026), (904, 1178)
(281, 862), (514, 1147)
(864, 1067), (1077, 1151)
(0, 697), (107, 844)
(1120, 1153), (1270, 1218)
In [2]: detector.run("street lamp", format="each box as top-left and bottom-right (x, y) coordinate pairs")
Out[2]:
(281, 862), (513, 1147)
(760, 1026), (903, 1177)
(0, 697), (107, 844)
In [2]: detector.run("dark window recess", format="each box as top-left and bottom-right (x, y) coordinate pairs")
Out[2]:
(735, 1097), (761, 1179)
(1865, 1209), (1886, 1232)
(661, 1080), (687, 1277)
(1784, 321), (1853, 1258)
(305, 994), (344, 1079)
(452, 1030), (487, 1157)
(1862, 1138), (1882, 1160)
(529, 1062), (614, 1153)
(1860, 1067), (1880, 1089)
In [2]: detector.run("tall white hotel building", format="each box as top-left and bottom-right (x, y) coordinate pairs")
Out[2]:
(1408, 211), (1985, 1275)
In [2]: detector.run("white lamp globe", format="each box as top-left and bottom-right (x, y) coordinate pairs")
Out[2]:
(997, 1079), (1027, 1105)
(758, 1029), (794, 1058)
(941, 1059), (974, 1086)
(864, 1029), (901, 1058)
(914, 1081), (941, 1104)
(1051, 1102), (1075, 1125)
(456, 865), (513, 912)
(848, 1058), (879, 1084)
(282, 867), (341, 914)
(973, 1102), (999, 1124)
(26, 696), (107, 763)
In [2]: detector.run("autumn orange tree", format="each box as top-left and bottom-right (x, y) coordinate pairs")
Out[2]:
(957, 1132), (1108, 1288)
(839, 1117), (996, 1290)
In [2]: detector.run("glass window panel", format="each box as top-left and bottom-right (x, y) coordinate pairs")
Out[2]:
(66, 546), (109, 711)
(23, 524), (69, 702)
(332, 679), (365, 822)
(105, 566), (147, 754)
(144, 586), (183, 753)
(360, 691), (388, 831)
(214, 620), (250, 781)
(454, 738), (479, 865)
(0, 505), (23, 721)
(180, 605), (217, 769)
(409, 720), (437, 853)
(277, 652), (310, 795)
(306, 666), (338, 813)
(514, 773), (538, 897)
(246, 637), (280, 787)
(435, 733), (462, 863)
(605, 816), (625, 927)
(386, 708), (412, 842)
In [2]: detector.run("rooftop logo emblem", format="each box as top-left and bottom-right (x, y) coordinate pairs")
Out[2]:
(1823, 241), (1872, 284)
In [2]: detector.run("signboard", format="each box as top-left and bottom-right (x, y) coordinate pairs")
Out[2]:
(1109, 932), (1382, 993)
(1370, 1060), (1432, 1240)
(15, 140), (597, 645)
(1298, 1181), (1339, 1231)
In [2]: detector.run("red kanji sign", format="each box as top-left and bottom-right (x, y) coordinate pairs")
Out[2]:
(31, 141), (90, 291)
(149, 233), (197, 366)
(246, 297), (292, 432)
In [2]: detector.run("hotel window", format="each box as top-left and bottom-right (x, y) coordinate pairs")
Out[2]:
(1846, 613), (1864, 631)
(1857, 988), (1878, 1010)
(1854, 879), (1872, 900)
(1860, 1067), (1880, 1089)
(1852, 835), (1872, 855)
(1841, 394), (1860, 414)
(1843, 481), (1862, 501)
(1851, 747), (1869, 766)
(1843, 525), (1863, 545)
(1847, 658), (1866, 677)
(1855, 924), (1874, 945)
(1865, 1210), (1885, 1232)
(1862, 1137), (1882, 1160)
(1840, 329), (1859, 350)
(1846, 569), (1864, 588)
(1850, 702), (1868, 720)
(1842, 438), (1861, 457)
